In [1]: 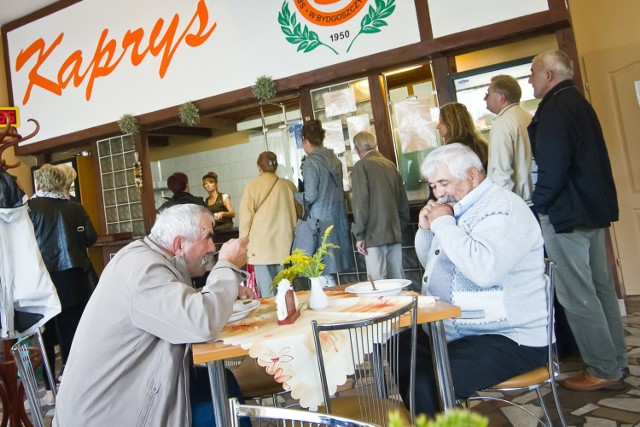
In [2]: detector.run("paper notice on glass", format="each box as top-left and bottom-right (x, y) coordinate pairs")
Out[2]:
(322, 120), (346, 154)
(323, 88), (357, 118)
(346, 114), (371, 145)
(394, 98), (438, 153)
(340, 156), (351, 191)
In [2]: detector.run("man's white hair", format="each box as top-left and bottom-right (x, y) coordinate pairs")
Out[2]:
(150, 204), (213, 247)
(421, 143), (484, 181)
(534, 50), (574, 81)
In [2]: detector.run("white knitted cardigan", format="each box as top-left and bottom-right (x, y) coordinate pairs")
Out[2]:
(415, 184), (548, 347)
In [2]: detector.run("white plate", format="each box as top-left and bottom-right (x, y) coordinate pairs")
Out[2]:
(227, 299), (260, 323)
(345, 279), (412, 297)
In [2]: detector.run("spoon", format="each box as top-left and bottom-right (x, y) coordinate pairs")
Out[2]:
(368, 275), (378, 291)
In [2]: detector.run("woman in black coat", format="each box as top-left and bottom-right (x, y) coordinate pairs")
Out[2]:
(29, 163), (97, 387)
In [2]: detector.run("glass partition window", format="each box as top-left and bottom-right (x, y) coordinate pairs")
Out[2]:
(385, 64), (440, 202)
(96, 134), (144, 237)
(310, 78), (373, 196)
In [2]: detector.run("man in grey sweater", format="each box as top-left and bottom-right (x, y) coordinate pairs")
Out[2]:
(351, 131), (410, 279)
(398, 143), (548, 416)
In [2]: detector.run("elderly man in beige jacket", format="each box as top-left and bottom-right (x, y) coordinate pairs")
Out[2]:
(239, 151), (299, 297)
(53, 204), (254, 427)
(485, 74), (534, 204)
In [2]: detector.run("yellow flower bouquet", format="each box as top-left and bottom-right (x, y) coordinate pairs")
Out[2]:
(271, 225), (338, 292)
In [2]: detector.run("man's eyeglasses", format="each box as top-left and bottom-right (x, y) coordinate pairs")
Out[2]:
(484, 92), (500, 100)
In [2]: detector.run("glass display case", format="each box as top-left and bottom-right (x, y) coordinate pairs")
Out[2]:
(450, 57), (540, 139)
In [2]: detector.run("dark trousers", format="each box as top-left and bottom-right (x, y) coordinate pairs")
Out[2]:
(42, 268), (91, 390)
(398, 328), (547, 417)
(190, 366), (251, 427)
(42, 304), (87, 390)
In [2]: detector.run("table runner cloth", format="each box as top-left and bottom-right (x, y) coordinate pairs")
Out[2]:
(217, 291), (435, 410)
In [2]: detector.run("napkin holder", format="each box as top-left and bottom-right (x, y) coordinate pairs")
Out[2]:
(277, 289), (300, 325)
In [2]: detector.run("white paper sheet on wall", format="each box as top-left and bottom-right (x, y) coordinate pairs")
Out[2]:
(322, 120), (345, 154)
(394, 98), (438, 153)
(346, 114), (371, 144)
(323, 88), (357, 118)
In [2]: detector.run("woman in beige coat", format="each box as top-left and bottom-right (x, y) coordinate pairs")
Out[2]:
(239, 152), (299, 297)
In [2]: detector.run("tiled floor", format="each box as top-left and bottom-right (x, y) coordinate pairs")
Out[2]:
(4, 296), (640, 426)
(469, 296), (640, 426)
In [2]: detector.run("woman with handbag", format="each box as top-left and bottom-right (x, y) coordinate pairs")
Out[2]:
(29, 164), (98, 392)
(239, 151), (298, 297)
(293, 119), (354, 282)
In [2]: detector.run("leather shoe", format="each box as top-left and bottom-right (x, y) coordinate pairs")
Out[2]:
(561, 370), (625, 392)
(621, 367), (630, 379)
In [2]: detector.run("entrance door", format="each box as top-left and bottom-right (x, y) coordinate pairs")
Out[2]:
(583, 44), (640, 295)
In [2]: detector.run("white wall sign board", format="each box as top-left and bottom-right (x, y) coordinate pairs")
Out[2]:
(428, 0), (548, 38)
(6, 0), (420, 144)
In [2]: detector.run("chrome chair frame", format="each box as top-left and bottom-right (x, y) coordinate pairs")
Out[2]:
(224, 355), (291, 406)
(311, 296), (417, 426)
(229, 397), (377, 427)
(10, 327), (56, 427)
(467, 259), (567, 426)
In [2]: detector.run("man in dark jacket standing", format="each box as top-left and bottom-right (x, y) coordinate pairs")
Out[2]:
(351, 131), (410, 279)
(528, 50), (628, 391)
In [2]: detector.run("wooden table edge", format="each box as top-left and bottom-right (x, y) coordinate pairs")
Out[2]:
(193, 300), (460, 365)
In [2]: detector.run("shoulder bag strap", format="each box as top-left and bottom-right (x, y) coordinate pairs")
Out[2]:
(255, 177), (279, 214)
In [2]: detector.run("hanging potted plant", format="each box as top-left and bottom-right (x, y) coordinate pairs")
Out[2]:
(118, 114), (139, 135)
(179, 101), (200, 126)
(252, 75), (277, 133)
(252, 75), (277, 104)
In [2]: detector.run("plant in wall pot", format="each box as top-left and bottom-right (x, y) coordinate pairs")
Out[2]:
(179, 101), (200, 126)
(271, 225), (338, 310)
(118, 114), (139, 135)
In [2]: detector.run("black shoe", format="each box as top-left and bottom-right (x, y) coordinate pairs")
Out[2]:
(621, 367), (630, 379)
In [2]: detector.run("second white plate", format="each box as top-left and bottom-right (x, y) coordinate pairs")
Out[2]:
(227, 299), (260, 322)
(345, 279), (412, 297)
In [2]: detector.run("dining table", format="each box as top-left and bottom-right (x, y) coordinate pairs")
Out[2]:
(192, 287), (461, 426)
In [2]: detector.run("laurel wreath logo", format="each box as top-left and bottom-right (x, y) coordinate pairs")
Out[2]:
(347, 0), (396, 52)
(278, 1), (338, 55)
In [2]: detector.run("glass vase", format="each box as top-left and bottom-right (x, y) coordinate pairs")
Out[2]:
(308, 276), (329, 310)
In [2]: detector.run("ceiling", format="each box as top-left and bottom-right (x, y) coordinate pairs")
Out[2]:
(0, 0), (59, 27)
